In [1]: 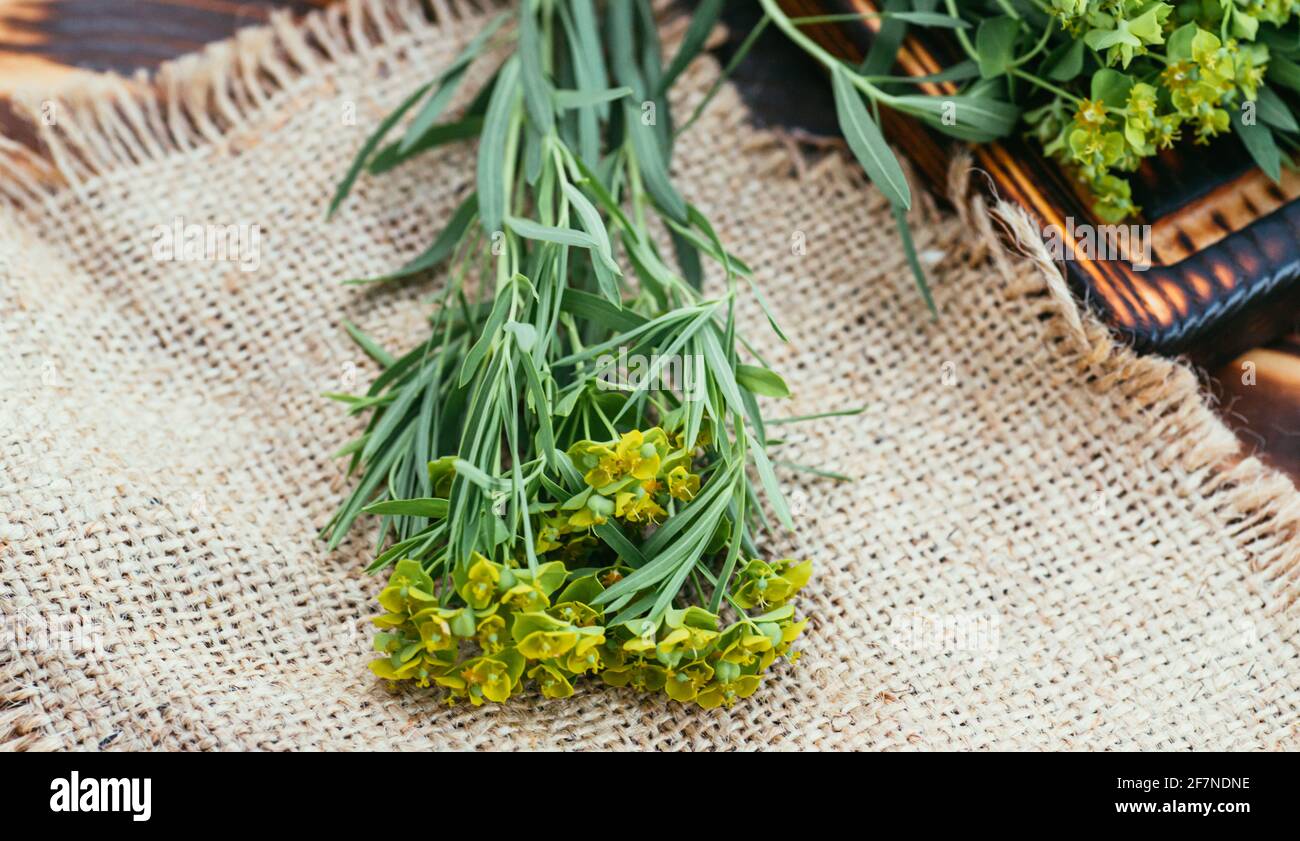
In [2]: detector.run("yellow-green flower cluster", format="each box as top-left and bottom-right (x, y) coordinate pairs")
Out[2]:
(602, 605), (807, 707)
(369, 426), (811, 707)
(1030, 4), (1287, 221)
(371, 556), (604, 703)
(537, 427), (703, 556)
(600, 559), (811, 707)
(368, 552), (811, 708)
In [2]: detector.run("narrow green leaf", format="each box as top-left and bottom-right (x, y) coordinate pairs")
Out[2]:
(400, 70), (471, 153)
(736, 364), (791, 398)
(365, 524), (444, 574)
(399, 13), (507, 153)
(608, 1), (645, 97)
(571, 156), (639, 240)
(658, 0), (724, 95)
(561, 181), (623, 303)
(554, 86), (634, 110)
(1269, 55), (1300, 95)
(344, 192), (478, 285)
(1256, 86), (1299, 133)
(361, 365), (430, 463)
(523, 121), (545, 186)
(507, 215), (598, 249)
(776, 460), (853, 481)
(370, 118), (484, 174)
(678, 15), (769, 136)
(708, 491), (745, 613)
(859, 0), (908, 76)
(686, 203), (735, 279)
(328, 82), (431, 218)
(460, 285), (513, 386)
(560, 289), (645, 332)
(745, 278), (788, 342)
(342, 320), (395, 368)
(889, 94), (1019, 143)
(830, 65), (911, 210)
(518, 3), (555, 134)
(1042, 38), (1084, 82)
(477, 59), (521, 235)
(648, 539), (706, 622)
(625, 100), (689, 222)
(518, 351), (557, 468)
(893, 202), (936, 316)
(768, 405), (867, 425)
(641, 460), (737, 557)
(1232, 109), (1283, 183)
(570, 0), (611, 105)
(747, 430), (794, 531)
(452, 459), (509, 492)
(593, 521), (649, 567)
(877, 61), (980, 86)
(671, 229), (704, 290)
(665, 216), (753, 275)
(562, 182), (619, 265)
(363, 498), (450, 518)
(699, 329), (746, 419)
(889, 11), (970, 29)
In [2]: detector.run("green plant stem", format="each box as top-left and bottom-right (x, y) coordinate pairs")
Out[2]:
(943, 0), (979, 62)
(1011, 68), (1081, 103)
(1010, 18), (1056, 69)
(677, 14), (771, 137)
(757, 0), (896, 107)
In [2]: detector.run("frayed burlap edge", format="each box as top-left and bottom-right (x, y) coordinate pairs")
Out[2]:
(0, 0), (506, 209)
(944, 150), (1300, 614)
(0, 0), (1296, 750)
(719, 132), (1300, 616)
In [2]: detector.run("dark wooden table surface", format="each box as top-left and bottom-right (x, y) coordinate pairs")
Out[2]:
(4, 0), (1298, 480)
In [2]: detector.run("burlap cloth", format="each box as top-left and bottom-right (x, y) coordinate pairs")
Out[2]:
(1, 0), (1297, 751)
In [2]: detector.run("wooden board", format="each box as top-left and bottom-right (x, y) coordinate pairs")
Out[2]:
(1212, 339), (1300, 478)
(0, 0), (327, 144)
(0, 0), (330, 126)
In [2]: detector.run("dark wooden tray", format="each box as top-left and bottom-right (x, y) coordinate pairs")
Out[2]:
(778, 0), (1300, 365)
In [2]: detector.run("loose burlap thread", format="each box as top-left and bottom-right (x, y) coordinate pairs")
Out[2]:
(1, 0), (1297, 751)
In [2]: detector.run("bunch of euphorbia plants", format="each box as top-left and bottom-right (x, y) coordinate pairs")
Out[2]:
(758, 0), (1300, 227)
(323, 1), (849, 708)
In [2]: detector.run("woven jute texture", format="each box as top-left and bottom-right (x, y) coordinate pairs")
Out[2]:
(2, 0), (1298, 751)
